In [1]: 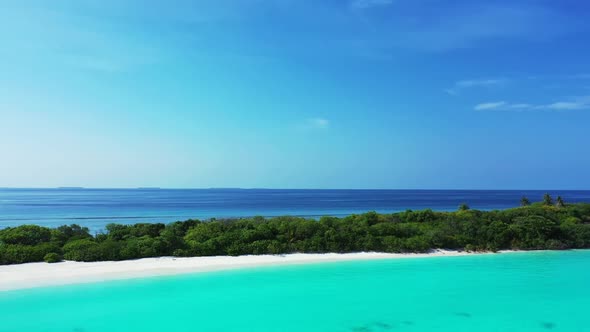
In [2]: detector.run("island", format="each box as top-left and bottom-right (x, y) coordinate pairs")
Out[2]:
(1, 194), (588, 265)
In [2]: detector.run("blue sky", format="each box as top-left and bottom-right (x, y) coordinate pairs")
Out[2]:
(1, 0), (590, 189)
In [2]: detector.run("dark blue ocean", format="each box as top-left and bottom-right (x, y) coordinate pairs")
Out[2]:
(1, 188), (589, 231)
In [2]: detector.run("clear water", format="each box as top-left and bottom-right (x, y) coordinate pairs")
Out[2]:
(2, 188), (590, 231)
(0, 250), (589, 332)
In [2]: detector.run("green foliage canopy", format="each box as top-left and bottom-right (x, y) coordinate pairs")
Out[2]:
(1, 203), (590, 265)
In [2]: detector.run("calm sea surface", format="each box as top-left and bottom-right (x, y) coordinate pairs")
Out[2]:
(1, 250), (589, 331)
(1, 189), (590, 231)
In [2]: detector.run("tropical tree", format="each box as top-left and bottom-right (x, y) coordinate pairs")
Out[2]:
(458, 203), (470, 211)
(556, 196), (566, 208)
(520, 196), (531, 206)
(542, 193), (553, 206)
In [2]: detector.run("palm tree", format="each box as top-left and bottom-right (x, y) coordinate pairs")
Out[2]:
(458, 203), (470, 211)
(556, 196), (565, 208)
(520, 196), (531, 206)
(542, 193), (553, 206)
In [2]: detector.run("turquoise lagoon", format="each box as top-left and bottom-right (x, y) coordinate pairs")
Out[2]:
(1, 250), (589, 332)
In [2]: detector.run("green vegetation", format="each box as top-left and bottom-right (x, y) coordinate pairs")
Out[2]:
(1, 199), (590, 265)
(43, 252), (62, 263)
(543, 193), (554, 206)
(458, 203), (470, 211)
(556, 196), (565, 208)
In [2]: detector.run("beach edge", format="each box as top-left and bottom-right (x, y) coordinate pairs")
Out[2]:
(0, 249), (516, 291)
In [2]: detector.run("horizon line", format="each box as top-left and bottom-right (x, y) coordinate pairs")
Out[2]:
(0, 187), (588, 191)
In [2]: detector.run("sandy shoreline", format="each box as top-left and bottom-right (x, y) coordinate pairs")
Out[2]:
(0, 250), (511, 291)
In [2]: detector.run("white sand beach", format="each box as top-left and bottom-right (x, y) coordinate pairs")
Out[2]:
(0, 250), (509, 291)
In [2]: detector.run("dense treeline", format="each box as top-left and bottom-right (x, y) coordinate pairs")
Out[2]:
(1, 198), (590, 265)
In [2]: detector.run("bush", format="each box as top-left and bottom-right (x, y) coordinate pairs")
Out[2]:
(120, 236), (163, 259)
(510, 216), (558, 249)
(464, 244), (476, 252)
(0, 225), (52, 246)
(44, 252), (62, 263)
(63, 239), (102, 262)
(403, 236), (431, 253)
(51, 224), (91, 245)
(0, 243), (60, 265)
(172, 249), (189, 257)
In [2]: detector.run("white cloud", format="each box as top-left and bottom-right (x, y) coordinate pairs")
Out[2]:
(350, 0), (393, 10)
(456, 79), (504, 88)
(474, 96), (590, 111)
(446, 78), (505, 95)
(507, 103), (533, 109)
(307, 118), (330, 129)
(474, 102), (507, 111)
(545, 101), (587, 110)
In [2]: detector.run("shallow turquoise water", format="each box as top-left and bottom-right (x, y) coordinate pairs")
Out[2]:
(1, 251), (589, 332)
